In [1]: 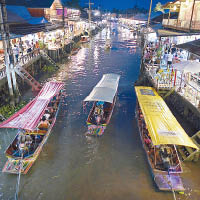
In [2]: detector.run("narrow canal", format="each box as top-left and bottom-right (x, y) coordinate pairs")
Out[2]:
(0, 24), (200, 200)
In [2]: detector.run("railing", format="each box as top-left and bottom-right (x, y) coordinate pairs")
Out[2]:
(162, 19), (177, 26)
(176, 75), (200, 107)
(48, 14), (80, 22)
(17, 49), (40, 66)
(191, 21), (200, 30)
(0, 49), (41, 81)
(0, 66), (6, 79)
(162, 19), (168, 25)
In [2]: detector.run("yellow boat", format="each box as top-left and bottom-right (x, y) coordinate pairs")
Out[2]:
(135, 86), (198, 191)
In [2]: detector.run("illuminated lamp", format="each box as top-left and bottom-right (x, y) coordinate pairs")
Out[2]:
(173, 5), (177, 10)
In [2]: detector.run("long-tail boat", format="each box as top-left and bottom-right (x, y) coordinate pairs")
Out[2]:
(135, 86), (198, 191)
(0, 81), (64, 174)
(84, 74), (120, 136)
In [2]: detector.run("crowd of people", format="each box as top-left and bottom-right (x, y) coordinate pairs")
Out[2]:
(144, 39), (200, 108)
(12, 40), (40, 63)
(144, 41), (189, 70)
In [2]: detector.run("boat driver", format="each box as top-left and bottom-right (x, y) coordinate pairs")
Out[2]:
(160, 146), (170, 171)
(95, 101), (104, 115)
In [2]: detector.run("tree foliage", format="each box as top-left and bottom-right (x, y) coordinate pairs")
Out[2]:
(65, 0), (80, 9)
(154, 2), (165, 13)
(111, 5), (148, 15)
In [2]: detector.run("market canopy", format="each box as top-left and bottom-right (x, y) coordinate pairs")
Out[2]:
(6, 6), (48, 25)
(0, 81), (64, 131)
(176, 39), (200, 57)
(173, 60), (200, 73)
(135, 86), (198, 149)
(84, 74), (120, 103)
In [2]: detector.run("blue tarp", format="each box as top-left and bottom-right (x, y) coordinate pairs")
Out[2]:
(0, 33), (23, 40)
(6, 5), (48, 24)
(5, 0), (54, 8)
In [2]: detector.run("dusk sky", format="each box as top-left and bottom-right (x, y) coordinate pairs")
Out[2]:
(80, 0), (169, 10)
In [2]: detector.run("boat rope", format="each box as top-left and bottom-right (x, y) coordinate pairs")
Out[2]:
(15, 150), (24, 200)
(154, 173), (177, 200)
(167, 171), (177, 200)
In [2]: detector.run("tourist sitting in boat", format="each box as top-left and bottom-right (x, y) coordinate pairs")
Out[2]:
(14, 133), (33, 157)
(35, 134), (43, 143)
(38, 116), (50, 131)
(95, 101), (104, 114)
(25, 134), (32, 146)
(44, 109), (51, 120)
(44, 109), (54, 124)
(147, 147), (154, 162)
(144, 136), (152, 148)
(154, 146), (163, 169)
(94, 101), (104, 124)
(160, 146), (171, 171)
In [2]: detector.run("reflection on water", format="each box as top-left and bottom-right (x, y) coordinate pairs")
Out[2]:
(0, 24), (200, 200)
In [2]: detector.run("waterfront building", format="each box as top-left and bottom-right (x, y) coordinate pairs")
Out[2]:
(162, 0), (200, 32)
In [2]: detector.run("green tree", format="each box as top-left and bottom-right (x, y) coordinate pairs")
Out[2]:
(65, 0), (80, 9)
(154, 2), (165, 13)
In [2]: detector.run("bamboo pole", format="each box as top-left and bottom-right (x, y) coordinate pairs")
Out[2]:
(167, 9), (171, 25)
(15, 150), (23, 200)
(147, 0), (153, 28)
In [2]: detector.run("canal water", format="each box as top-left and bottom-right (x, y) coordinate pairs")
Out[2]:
(0, 24), (200, 200)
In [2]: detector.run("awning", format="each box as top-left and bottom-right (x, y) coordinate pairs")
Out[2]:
(0, 81), (64, 130)
(84, 74), (120, 103)
(6, 6), (49, 25)
(173, 60), (200, 73)
(176, 39), (200, 57)
(135, 86), (198, 149)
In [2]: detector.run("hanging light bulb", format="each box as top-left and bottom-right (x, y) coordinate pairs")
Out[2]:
(173, 5), (177, 11)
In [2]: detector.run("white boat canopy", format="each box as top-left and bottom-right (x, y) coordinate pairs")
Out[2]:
(84, 74), (120, 103)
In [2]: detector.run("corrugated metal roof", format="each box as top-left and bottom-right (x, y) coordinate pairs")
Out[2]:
(5, 0), (77, 8)
(6, 5), (48, 24)
(26, 0), (55, 8)
(5, 0), (27, 6)
(157, 29), (196, 37)
(1, 5), (51, 36)
(5, 0), (54, 8)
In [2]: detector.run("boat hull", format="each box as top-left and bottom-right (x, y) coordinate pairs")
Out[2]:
(136, 107), (184, 191)
(2, 96), (62, 174)
(87, 124), (107, 136)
